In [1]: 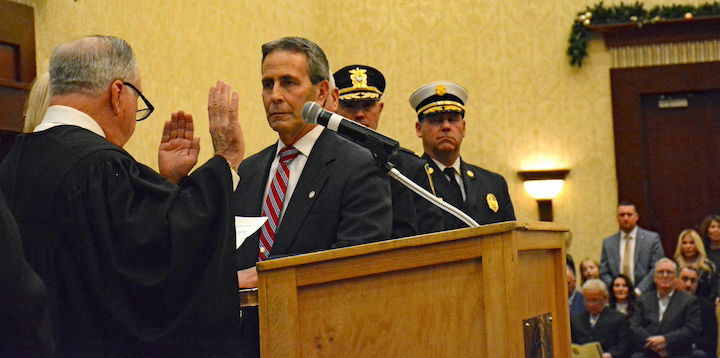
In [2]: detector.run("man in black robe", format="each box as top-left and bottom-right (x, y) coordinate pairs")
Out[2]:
(0, 35), (245, 356)
(0, 190), (53, 357)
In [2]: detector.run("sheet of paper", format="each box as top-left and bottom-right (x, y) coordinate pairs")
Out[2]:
(234, 216), (267, 249)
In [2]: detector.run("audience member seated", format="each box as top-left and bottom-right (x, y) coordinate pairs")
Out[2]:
(674, 229), (718, 301)
(571, 279), (630, 358)
(677, 266), (717, 358)
(629, 258), (701, 357)
(609, 274), (637, 317)
(568, 264), (586, 315)
(580, 258), (601, 285)
(699, 214), (720, 298)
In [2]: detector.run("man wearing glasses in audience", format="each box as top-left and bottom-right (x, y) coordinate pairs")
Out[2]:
(0, 35), (246, 356)
(629, 258), (701, 357)
(410, 81), (515, 229)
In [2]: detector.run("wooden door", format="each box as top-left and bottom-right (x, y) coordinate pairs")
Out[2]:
(0, 0), (35, 162)
(611, 63), (720, 255)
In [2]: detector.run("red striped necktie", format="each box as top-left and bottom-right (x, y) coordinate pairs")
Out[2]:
(258, 146), (300, 261)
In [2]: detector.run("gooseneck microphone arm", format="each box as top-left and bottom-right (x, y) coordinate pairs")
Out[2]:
(302, 102), (479, 228)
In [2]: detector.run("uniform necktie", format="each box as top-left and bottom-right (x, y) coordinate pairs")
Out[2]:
(622, 234), (633, 279)
(258, 146), (300, 261)
(443, 167), (463, 207)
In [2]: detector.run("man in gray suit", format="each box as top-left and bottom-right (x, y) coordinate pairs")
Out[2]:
(600, 202), (665, 295)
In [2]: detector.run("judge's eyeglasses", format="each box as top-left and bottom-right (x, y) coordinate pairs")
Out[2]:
(123, 82), (155, 121)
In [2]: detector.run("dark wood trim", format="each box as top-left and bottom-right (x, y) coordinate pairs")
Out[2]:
(0, 78), (30, 90)
(589, 17), (720, 47)
(610, 62), (720, 252)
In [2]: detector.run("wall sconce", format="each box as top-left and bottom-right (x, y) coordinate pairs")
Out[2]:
(517, 169), (570, 222)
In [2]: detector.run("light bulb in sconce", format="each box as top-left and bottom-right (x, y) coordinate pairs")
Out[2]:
(523, 179), (564, 200)
(517, 169), (570, 222)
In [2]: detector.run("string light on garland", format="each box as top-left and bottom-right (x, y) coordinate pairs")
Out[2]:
(567, 1), (720, 67)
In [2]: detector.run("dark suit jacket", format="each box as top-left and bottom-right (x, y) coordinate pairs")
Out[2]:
(695, 297), (718, 357)
(570, 291), (586, 316)
(571, 308), (630, 358)
(233, 129), (392, 269)
(629, 290), (701, 357)
(422, 154), (515, 230)
(600, 227), (665, 294)
(389, 148), (443, 238)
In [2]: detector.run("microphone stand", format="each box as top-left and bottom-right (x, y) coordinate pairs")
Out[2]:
(363, 136), (480, 228)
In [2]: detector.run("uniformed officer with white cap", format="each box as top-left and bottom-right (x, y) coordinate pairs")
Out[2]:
(410, 81), (515, 228)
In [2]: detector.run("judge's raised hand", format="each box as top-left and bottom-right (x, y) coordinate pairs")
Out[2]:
(208, 81), (244, 169)
(158, 111), (201, 184)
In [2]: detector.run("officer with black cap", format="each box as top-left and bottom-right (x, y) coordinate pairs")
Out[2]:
(410, 81), (515, 229)
(333, 64), (442, 237)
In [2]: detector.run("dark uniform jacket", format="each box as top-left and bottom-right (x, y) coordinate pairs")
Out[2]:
(423, 154), (515, 229)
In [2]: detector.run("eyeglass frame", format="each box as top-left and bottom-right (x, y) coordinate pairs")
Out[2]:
(122, 82), (155, 121)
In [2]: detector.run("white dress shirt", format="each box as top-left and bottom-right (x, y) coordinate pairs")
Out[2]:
(431, 156), (466, 201)
(262, 125), (323, 224)
(619, 226), (638, 283)
(35, 105), (106, 137)
(658, 290), (674, 321)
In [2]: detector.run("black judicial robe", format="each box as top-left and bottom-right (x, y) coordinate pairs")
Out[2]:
(0, 190), (53, 357)
(0, 126), (241, 357)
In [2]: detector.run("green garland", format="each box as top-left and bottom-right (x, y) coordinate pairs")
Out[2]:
(568, 2), (720, 67)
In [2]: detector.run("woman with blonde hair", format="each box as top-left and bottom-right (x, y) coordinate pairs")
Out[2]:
(22, 72), (51, 133)
(578, 258), (600, 285)
(674, 229), (718, 300)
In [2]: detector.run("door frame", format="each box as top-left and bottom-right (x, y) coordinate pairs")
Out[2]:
(610, 61), (720, 254)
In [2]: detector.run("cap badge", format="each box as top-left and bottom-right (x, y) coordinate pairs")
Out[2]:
(435, 84), (447, 96)
(486, 193), (499, 213)
(349, 68), (368, 88)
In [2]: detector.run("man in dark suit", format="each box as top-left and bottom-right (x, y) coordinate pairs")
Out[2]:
(571, 279), (630, 358)
(332, 64), (442, 237)
(677, 266), (717, 357)
(600, 202), (665, 295)
(629, 258), (701, 357)
(568, 264), (587, 316)
(409, 81), (515, 229)
(233, 37), (392, 357)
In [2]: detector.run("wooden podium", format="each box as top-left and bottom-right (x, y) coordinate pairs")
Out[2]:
(253, 221), (570, 357)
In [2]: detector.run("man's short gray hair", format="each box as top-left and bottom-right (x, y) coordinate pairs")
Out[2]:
(581, 279), (608, 295)
(655, 257), (678, 275)
(261, 37), (329, 85)
(49, 35), (137, 96)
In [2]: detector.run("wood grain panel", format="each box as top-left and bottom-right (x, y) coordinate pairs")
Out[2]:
(296, 259), (484, 357)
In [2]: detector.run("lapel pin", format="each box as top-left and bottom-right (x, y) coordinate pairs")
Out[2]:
(308, 191), (316, 199)
(466, 170), (475, 178)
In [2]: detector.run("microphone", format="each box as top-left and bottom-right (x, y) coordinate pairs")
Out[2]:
(302, 102), (399, 157)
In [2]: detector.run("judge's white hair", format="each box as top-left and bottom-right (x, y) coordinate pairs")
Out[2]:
(49, 35), (137, 96)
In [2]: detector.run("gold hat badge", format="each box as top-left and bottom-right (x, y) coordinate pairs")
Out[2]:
(435, 84), (447, 96)
(486, 193), (499, 213)
(349, 67), (368, 88)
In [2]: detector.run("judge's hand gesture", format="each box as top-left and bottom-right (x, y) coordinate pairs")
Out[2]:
(158, 111), (201, 184)
(208, 81), (244, 170)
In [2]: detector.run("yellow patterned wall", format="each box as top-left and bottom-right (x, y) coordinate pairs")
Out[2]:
(12, 0), (708, 265)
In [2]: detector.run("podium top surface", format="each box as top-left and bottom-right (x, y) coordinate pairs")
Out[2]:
(257, 221), (568, 272)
